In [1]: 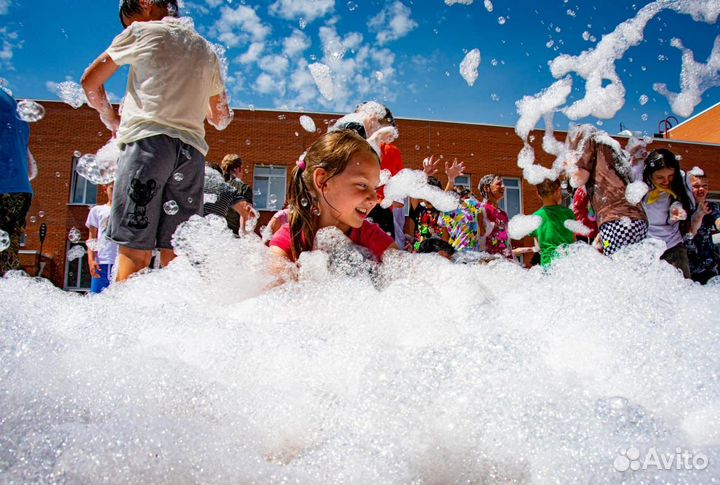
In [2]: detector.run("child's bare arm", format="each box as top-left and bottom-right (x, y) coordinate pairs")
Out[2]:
(81, 53), (121, 134)
(207, 92), (233, 130)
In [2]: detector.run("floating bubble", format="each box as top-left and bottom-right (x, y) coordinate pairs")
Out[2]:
(73, 150), (82, 158)
(300, 197), (309, 207)
(245, 139), (251, 146)
(67, 227), (82, 244)
(459, 48), (481, 87)
(66, 245), (86, 262)
(268, 194), (278, 207)
(15, 100), (45, 123)
(299, 115), (316, 133)
(38, 211), (45, 218)
(415, 145), (420, 151)
(163, 200), (180, 215)
(187, 197), (194, 204)
(0, 229), (10, 251)
(347, 1), (358, 11)
(641, 113), (649, 121)
(639, 94), (649, 105)
(28, 216), (37, 224)
(173, 172), (184, 182)
(498, 16), (506, 25)
(277, 114), (286, 120)
(248, 104), (255, 111)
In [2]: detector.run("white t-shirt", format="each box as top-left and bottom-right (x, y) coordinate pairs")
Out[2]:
(106, 18), (225, 155)
(85, 204), (119, 265)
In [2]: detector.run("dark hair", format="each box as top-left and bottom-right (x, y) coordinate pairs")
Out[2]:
(417, 237), (455, 256)
(427, 176), (441, 189)
(642, 149), (693, 229)
(220, 154), (242, 182)
(287, 130), (380, 260)
(536, 178), (561, 198)
(119, 0), (179, 27)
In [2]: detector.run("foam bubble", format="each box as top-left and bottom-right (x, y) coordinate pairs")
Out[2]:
(48, 80), (87, 109)
(66, 245), (86, 262)
(299, 115), (316, 133)
(625, 181), (649, 205)
(380, 169), (459, 212)
(459, 48), (481, 87)
(67, 227), (82, 244)
(15, 100), (45, 122)
(308, 62), (334, 101)
(564, 219), (592, 236)
(508, 214), (542, 239)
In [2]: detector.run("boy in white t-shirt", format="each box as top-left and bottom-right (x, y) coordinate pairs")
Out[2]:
(86, 184), (119, 293)
(81, 0), (233, 282)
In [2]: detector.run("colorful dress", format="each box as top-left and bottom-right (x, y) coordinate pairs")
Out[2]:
(481, 203), (512, 259)
(437, 198), (481, 251)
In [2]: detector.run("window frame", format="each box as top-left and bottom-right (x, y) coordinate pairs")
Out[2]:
(64, 241), (92, 292)
(499, 176), (523, 218)
(252, 164), (287, 211)
(454, 175), (472, 189)
(68, 156), (98, 206)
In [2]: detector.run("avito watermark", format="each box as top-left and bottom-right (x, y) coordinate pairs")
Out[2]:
(614, 446), (709, 472)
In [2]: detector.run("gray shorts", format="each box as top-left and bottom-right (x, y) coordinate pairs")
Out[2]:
(108, 134), (205, 250)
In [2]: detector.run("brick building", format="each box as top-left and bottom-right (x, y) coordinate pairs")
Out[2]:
(665, 102), (720, 144)
(19, 101), (720, 290)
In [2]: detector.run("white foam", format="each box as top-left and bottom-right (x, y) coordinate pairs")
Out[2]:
(2, 225), (720, 484)
(653, 36), (720, 118)
(459, 48), (481, 87)
(299, 115), (316, 133)
(508, 214), (542, 240)
(380, 169), (459, 212)
(308, 62), (334, 101)
(563, 219), (592, 236)
(625, 181), (649, 205)
(48, 80), (87, 109)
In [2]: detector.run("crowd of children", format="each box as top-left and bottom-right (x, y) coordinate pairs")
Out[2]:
(4, 1), (718, 290)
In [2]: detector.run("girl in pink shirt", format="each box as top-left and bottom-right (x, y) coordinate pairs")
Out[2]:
(269, 131), (398, 262)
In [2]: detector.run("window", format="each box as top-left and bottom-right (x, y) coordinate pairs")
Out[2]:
(69, 156), (98, 205)
(500, 177), (523, 218)
(253, 165), (287, 211)
(64, 242), (92, 292)
(454, 175), (471, 189)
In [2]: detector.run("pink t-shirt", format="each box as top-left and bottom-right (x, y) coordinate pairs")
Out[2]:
(482, 203), (513, 259)
(269, 221), (395, 262)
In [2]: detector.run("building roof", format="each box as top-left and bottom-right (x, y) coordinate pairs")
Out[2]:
(666, 102), (720, 144)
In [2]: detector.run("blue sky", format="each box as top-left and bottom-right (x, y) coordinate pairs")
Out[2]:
(0, 0), (718, 136)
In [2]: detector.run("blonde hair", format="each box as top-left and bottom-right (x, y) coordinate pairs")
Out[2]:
(288, 131), (379, 259)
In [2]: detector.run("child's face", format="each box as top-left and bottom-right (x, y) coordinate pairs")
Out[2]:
(691, 175), (708, 201)
(316, 150), (380, 232)
(651, 167), (674, 190)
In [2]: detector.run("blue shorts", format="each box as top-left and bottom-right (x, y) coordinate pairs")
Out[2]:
(90, 264), (113, 293)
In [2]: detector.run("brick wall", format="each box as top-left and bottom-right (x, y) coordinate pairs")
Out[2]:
(21, 102), (720, 288)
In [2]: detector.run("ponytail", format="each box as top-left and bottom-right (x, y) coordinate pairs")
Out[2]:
(287, 163), (317, 260)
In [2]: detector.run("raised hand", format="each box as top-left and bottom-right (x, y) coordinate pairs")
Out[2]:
(422, 155), (440, 176)
(444, 159), (465, 181)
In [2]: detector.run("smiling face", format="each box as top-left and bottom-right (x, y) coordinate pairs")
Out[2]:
(651, 167), (675, 190)
(690, 175), (708, 202)
(315, 150), (380, 233)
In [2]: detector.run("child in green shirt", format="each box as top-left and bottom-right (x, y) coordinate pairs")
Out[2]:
(529, 179), (576, 266)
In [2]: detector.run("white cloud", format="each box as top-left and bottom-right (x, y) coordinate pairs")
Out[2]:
(282, 29), (311, 57)
(205, 0), (223, 7)
(259, 55), (290, 77)
(254, 72), (285, 96)
(0, 0), (10, 15)
(212, 5), (270, 48)
(0, 27), (19, 69)
(269, 0), (335, 23)
(238, 42), (265, 64)
(368, 1), (418, 45)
